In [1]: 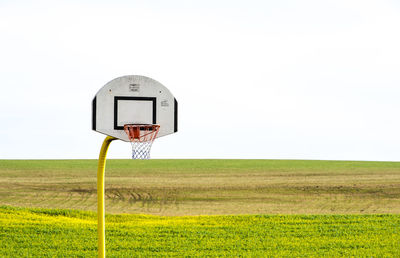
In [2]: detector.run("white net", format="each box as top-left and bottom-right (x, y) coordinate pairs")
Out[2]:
(130, 141), (154, 159)
(124, 124), (160, 160)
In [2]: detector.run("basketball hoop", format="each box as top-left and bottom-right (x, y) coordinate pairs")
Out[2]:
(94, 76), (178, 257)
(123, 124), (160, 159)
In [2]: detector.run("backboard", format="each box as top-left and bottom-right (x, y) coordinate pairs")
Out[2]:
(92, 75), (177, 142)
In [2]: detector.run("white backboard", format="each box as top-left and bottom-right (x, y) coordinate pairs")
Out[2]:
(92, 75), (178, 141)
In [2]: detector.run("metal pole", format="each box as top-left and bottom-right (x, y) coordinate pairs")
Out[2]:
(97, 136), (116, 258)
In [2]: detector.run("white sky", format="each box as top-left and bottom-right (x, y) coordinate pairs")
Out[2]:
(1, 0), (399, 160)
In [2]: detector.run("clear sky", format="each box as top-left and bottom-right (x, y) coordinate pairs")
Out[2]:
(1, 0), (399, 160)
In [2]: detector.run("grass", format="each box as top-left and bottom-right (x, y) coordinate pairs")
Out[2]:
(1, 160), (400, 256)
(1, 159), (400, 215)
(1, 206), (399, 257)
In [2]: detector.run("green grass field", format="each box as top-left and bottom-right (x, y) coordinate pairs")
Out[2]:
(1, 159), (400, 256)
(1, 206), (399, 257)
(1, 159), (400, 215)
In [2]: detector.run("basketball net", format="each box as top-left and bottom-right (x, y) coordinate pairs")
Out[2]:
(123, 124), (160, 159)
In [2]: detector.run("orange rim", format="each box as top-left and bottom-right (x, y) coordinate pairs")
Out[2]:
(123, 124), (160, 142)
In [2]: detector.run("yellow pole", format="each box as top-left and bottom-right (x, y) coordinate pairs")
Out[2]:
(97, 136), (116, 258)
